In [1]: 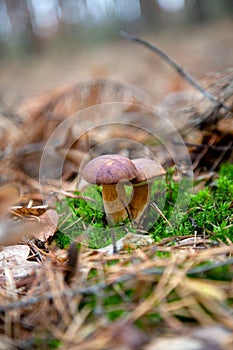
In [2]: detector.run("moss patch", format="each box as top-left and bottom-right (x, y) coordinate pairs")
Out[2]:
(56, 163), (233, 248)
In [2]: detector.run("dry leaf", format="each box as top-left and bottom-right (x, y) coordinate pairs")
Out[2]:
(34, 209), (59, 242)
(10, 205), (47, 217)
(98, 233), (154, 254)
(144, 335), (220, 350)
(0, 245), (40, 283)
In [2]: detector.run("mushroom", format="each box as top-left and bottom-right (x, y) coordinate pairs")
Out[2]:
(81, 154), (137, 223)
(128, 158), (166, 223)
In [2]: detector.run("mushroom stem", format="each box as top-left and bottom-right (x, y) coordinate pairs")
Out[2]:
(102, 183), (129, 222)
(128, 183), (151, 223)
(128, 158), (166, 224)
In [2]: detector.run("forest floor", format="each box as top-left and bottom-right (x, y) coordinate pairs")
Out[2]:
(0, 18), (232, 106)
(0, 18), (233, 350)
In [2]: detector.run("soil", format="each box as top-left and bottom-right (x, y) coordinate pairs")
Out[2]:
(0, 18), (232, 108)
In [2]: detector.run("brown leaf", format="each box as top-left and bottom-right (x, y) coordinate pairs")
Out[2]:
(10, 205), (47, 217)
(34, 209), (59, 242)
(0, 245), (40, 283)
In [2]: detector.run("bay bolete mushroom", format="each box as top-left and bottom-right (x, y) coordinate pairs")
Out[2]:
(82, 154), (137, 222)
(128, 158), (166, 223)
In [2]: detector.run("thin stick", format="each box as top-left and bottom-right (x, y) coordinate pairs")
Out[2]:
(107, 215), (118, 254)
(150, 202), (172, 228)
(174, 141), (233, 151)
(119, 31), (229, 111)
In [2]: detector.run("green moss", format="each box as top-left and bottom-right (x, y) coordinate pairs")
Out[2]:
(55, 185), (126, 249)
(53, 230), (71, 249)
(107, 309), (125, 321)
(202, 265), (233, 281)
(46, 339), (61, 349)
(34, 337), (61, 350)
(55, 163), (232, 248)
(149, 163), (233, 242)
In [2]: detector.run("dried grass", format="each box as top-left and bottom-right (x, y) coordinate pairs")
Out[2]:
(0, 240), (232, 349)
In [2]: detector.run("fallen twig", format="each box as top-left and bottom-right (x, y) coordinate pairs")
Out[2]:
(120, 31), (230, 111)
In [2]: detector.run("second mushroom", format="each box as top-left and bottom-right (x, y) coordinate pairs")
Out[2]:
(128, 158), (166, 223)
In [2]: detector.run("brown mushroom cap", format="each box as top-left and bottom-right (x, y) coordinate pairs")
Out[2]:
(82, 154), (137, 185)
(131, 158), (166, 184)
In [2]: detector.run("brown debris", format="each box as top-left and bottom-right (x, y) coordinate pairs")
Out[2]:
(0, 29), (232, 349)
(33, 209), (59, 242)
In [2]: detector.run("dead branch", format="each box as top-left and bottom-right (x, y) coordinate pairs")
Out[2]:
(120, 31), (230, 111)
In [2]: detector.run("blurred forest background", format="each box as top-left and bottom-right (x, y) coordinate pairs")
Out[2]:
(0, 0), (232, 106)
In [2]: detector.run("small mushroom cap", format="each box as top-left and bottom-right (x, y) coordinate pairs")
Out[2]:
(131, 158), (166, 184)
(82, 154), (137, 185)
